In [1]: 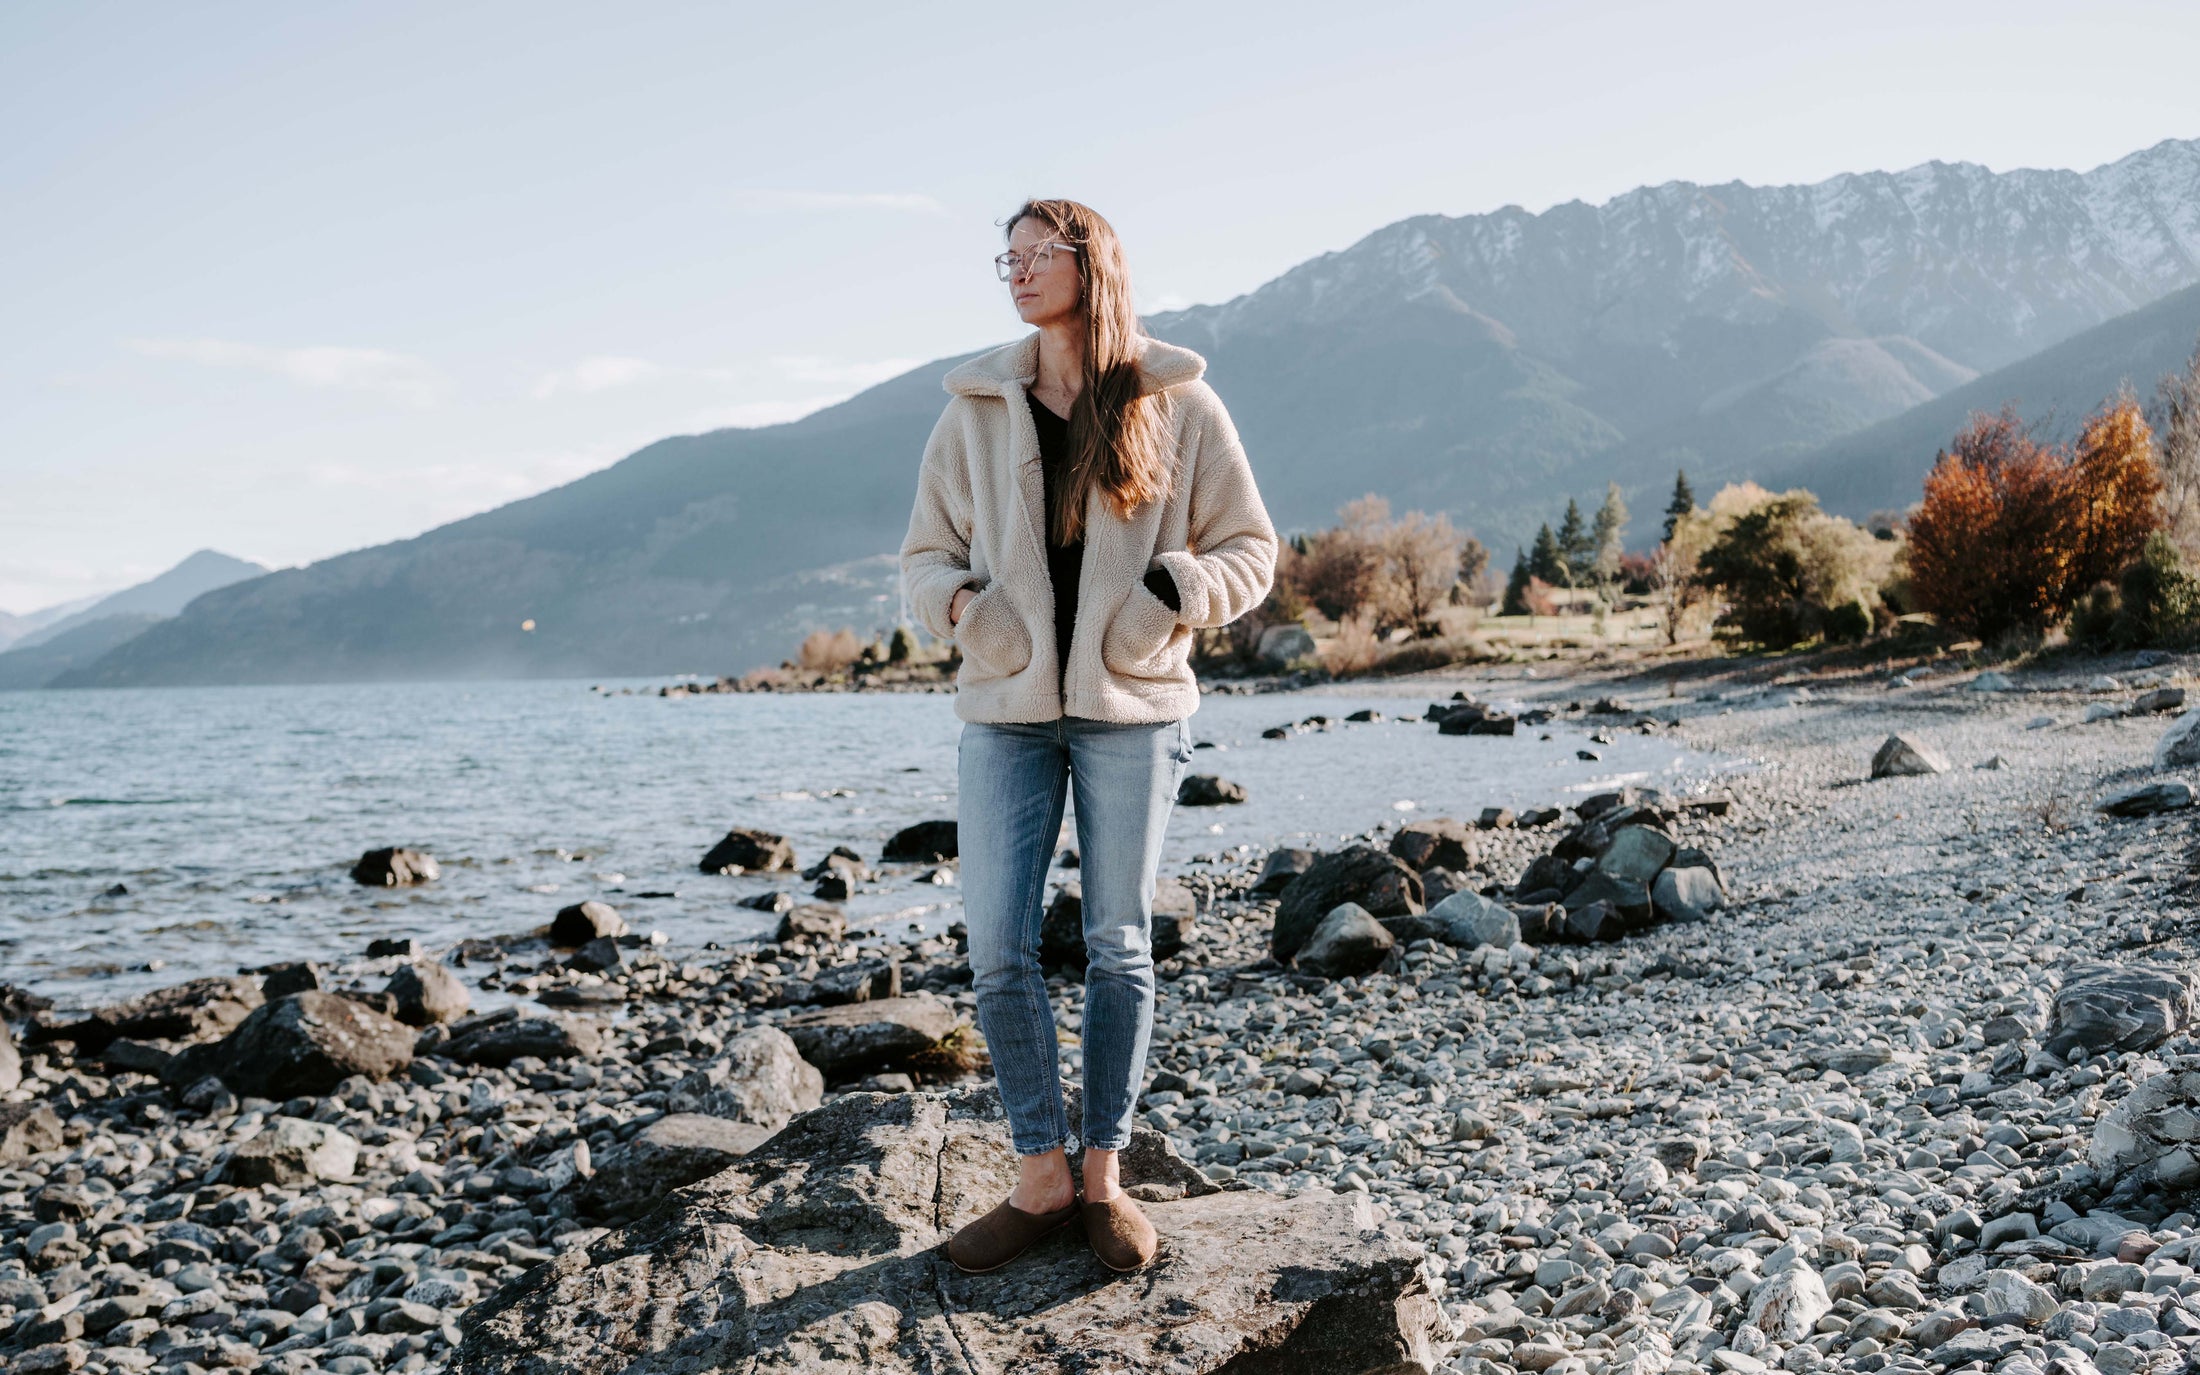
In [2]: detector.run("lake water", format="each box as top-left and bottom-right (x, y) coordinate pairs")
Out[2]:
(0, 680), (1745, 1010)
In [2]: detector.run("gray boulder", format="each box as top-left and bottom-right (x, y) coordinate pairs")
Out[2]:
(2136, 687), (2187, 714)
(1652, 866), (1726, 923)
(1252, 847), (1315, 895)
(552, 901), (627, 946)
(668, 1026), (823, 1130)
(352, 847), (439, 886)
(0, 1103), (63, 1164)
(700, 827), (796, 874)
(1295, 903), (1396, 979)
(781, 994), (965, 1081)
(386, 960), (471, 1026)
(2099, 780), (2195, 817)
(580, 1113), (775, 1220)
(1595, 825), (1676, 883)
(224, 1117), (360, 1186)
(0, 1019), (18, 1094)
(776, 905), (846, 944)
(1272, 846), (1424, 962)
(442, 1007), (607, 1066)
(2091, 1067), (2200, 1190)
(2046, 964), (2195, 1059)
(170, 991), (413, 1098)
(1388, 817), (1476, 873)
(453, 1089), (1440, 1375)
(1871, 735), (1950, 778)
(1177, 774), (1247, 806)
(1428, 890), (1519, 949)
(1257, 622), (1316, 665)
(2158, 709), (2200, 766)
(29, 975), (263, 1052)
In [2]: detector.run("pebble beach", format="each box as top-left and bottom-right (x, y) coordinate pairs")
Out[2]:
(7, 651), (2200, 1375)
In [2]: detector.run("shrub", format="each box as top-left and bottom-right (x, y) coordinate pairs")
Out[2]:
(1321, 613), (1384, 676)
(1908, 399), (2162, 640)
(2115, 532), (2200, 647)
(798, 626), (865, 673)
(1693, 490), (1893, 648)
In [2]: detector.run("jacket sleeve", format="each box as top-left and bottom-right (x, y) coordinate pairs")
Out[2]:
(899, 403), (979, 641)
(1148, 391), (1278, 629)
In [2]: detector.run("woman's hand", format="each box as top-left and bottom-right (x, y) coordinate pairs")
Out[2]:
(949, 586), (976, 626)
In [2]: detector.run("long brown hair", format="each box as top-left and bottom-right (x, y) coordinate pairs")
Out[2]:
(1008, 198), (1172, 544)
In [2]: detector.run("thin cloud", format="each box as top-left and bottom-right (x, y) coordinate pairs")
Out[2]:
(530, 355), (662, 399)
(126, 338), (445, 405)
(737, 189), (946, 215)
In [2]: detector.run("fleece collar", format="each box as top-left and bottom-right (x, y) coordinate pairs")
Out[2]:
(942, 332), (1205, 399)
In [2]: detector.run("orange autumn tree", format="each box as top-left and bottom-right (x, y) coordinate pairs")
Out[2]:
(1907, 399), (2161, 640)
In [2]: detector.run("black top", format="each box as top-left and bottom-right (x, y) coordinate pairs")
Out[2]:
(1020, 390), (1180, 688)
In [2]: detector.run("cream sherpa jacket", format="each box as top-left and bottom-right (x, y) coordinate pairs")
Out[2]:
(899, 334), (1277, 724)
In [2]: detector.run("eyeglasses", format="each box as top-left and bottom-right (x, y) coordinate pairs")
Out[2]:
(995, 241), (1080, 281)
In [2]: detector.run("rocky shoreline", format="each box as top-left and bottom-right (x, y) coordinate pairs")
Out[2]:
(7, 652), (2200, 1373)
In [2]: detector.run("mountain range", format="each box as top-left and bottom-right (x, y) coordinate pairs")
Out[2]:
(46, 135), (2200, 686)
(0, 551), (266, 690)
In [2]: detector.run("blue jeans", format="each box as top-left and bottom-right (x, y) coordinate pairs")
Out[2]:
(959, 715), (1194, 1155)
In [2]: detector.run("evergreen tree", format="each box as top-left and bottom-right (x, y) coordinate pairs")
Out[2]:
(1501, 546), (1532, 615)
(1555, 499), (1592, 585)
(1591, 483), (1629, 584)
(1527, 523), (1566, 585)
(1662, 469), (1696, 544)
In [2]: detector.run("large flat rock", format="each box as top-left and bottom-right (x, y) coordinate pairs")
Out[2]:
(455, 1089), (1441, 1375)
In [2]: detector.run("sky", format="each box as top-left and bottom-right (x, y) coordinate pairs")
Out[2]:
(4, 0), (2198, 614)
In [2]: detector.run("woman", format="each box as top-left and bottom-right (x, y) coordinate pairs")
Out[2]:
(899, 199), (1277, 1273)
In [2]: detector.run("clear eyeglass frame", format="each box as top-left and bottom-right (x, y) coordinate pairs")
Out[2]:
(994, 241), (1080, 281)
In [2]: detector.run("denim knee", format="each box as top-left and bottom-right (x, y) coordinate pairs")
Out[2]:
(967, 930), (1038, 997)
(1083, 916), (1152, 981)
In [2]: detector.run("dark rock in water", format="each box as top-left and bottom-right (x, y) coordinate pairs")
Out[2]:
(1389, 816), (1477, 872)
(1477, 807), (1515, 829)
(351, 847), (439, 887)
(1518, 806), (1565, 828)
(29, 975), (263, 1052)
(580, 1113), (775, 1220)
(667, 1026), (824, 1129)
(1039, 878), (1198, 971)
(386, 960), (471, 1026)
(781, 994), (963, 1081)
(739, 891), (795, 914)
(365, 937), (420, 959)
(101, 882), (129, 898)
(567, 937), (624, 974)
(0, 983), (54, 1020)
(882, 819), (958, 862)
(1297, 904), (1396, 978)
(699, 827), (796, 874)
(1177, 774), (1247, 806)
(1273, 847), (1424, 962)
(2046, 964), (2195, 1059)
(168, 991), (414, 1098)
(441, 1007), (607, 1066)
(2099, 780), (2195, 817)
(258, 962), (322, 999)
(1437, 703), (1516, 735)
(1253, 847), (1315, 895)
(552, 901), (628, 946)
(812, 869), (853, 901)
(0, 1020), (17, 1094)
(802, 846), (868, 882)
(0, 1103), (64, 1164)
(776, 905), (846, 944)
(453, 1089), (1440, 1375)
(1345, 708), (1382, 722)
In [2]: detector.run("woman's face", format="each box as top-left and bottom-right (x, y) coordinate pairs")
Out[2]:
(1006, 217), (1083, 329)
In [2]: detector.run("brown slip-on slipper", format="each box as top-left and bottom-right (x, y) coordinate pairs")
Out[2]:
(946, 1196), (1079, 1274)
(1081, 1192), (1158, 1272)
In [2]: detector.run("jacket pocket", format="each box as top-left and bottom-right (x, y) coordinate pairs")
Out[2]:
(954, 584), (1032, 683)
(1100, 582), (1188, 680)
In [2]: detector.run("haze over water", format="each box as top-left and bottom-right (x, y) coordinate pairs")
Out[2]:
(1, 681), (1743, 1010)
